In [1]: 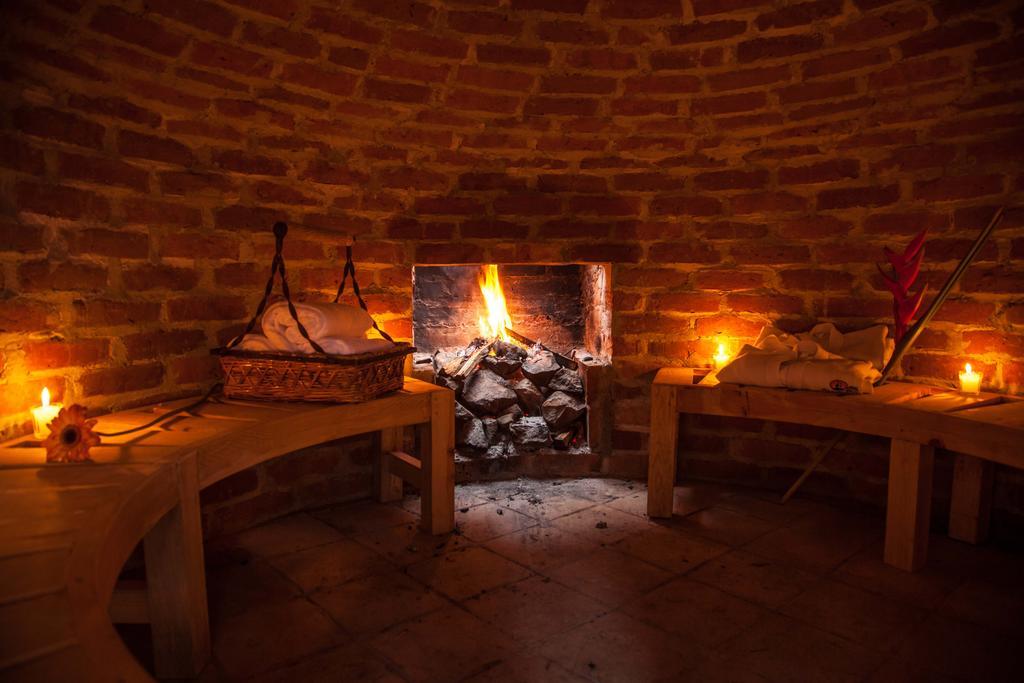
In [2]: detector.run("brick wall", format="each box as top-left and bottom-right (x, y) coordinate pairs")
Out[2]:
(1, 0), (1022, 528)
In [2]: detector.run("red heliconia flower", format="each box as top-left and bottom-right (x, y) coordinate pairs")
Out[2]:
(43, 404), (100, 463)
(877, 229), (927, 342)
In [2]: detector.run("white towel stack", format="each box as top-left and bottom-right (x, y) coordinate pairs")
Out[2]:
(237, 301), (394, 356)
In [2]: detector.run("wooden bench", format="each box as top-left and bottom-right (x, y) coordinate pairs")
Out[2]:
(0, 378), (453, 682)
(647, 368), (1024, 572)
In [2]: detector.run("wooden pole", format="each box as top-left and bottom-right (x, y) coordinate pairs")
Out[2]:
(506, 327), (578, 369)
(780, 432), (845, 503)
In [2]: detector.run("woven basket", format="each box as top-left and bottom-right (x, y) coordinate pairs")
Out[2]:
(213, 221), (414, 403)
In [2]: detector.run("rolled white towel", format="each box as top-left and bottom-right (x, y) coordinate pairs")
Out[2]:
(317, 337), (394, 355)
(262, 301), (374, 352)
(237, 334), (276, 351)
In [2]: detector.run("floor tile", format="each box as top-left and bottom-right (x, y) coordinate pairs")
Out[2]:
(937, 576), (1024, 634)
(464, 652), (588, 682)
(225, 513), (345, 558)
(744, 508), (881, 573)
(690, 549), (817, 608)
(613, 525), (729, 574)
(695, 613), (883, 683)
(498, 490), (597, 522)
(269, 537), (391, 592)
(551, 505), (658, 544)
(212, 598), (345, 679)
(833, 540), (962, 609)
(311, 499), (418, 535)
(623, 576), (767, 648)
(455, 502), (538, 542)
(779, 578), (925, 652)
(536, 612), (700, 683)
(676, 506), (779, 547)
(544, 548), (672, 608)
(716, 491), (823, 525)
(407, 545), (532, 600)
(249, 643), (403, 683)
(463, 576), (607, 647)
(400, 487), (484, 516)
(349, 521), (472, 566)
(205, 555), (300, 626)
(311, 570), (447, 635)
(370, 605), (516, 682)
(895, 615), (1024, 682)
(485, 525), (600, 572)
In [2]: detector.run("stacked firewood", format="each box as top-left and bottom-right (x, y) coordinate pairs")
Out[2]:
(431, 337), (587, 457)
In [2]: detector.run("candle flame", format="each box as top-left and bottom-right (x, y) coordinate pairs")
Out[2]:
(477, 265), (512, 342)
(713, 341), (730, 368)
(964, 362), (973, 375)
(41, 387), (50, 408)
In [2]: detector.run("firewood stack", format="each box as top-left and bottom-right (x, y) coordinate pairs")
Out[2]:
(431, 337), (587, 457)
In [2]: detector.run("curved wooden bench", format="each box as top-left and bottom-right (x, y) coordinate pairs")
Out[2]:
(0, 378), (453, 682)
(647, 368), (1024, 572)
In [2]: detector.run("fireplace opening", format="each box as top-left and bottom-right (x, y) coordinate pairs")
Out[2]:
(411, 264), (612, 466)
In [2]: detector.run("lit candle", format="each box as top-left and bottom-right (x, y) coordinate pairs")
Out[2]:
(713, 342), (731, 370)
(31, 387), (62, 440)
(958, 363), (982, 395)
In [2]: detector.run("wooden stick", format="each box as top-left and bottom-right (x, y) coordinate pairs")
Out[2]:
(877, 206), (1005, 385)
(454, 338), (495, 378)
(780, 432), (846, 503)
(506, 327), (578, 370)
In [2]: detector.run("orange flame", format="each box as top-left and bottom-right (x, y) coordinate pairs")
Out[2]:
(477, 264), (512, 342)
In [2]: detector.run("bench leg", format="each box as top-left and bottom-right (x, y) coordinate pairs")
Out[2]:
(884, 439), (934, 572)
(144, 453), (210, 678)
(647, 383), (679, 518)
(420, 390), (454, 535)
(949, 453), (994, 545)
(376, 426), (405, 503)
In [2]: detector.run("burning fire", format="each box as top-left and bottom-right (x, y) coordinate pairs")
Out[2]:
(477, 264), (512, 342)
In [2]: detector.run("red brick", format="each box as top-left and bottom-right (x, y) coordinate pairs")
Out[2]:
(648, 242), (721, 264)
(668, 20), (745, 45)
(624, 74), (701, 95)
(300, 160), (367, 186)
(568, 48), (637, 70)
(72, 299), (161, 327)
(24, 339), (109, 371)
(900, 21), (1000, 58)
(167, 295), (247, 321)
(355, 0), (435, 27)
(612, 173), (683, 192)
(67, 228), (148, 259)
(649, 196), (722, 217)
(538, 19), (609, 44)
(568, 196), (639, 216)
(567, 243), (642, 263)
(89, 6), (188, 56)
(122, 198), (201, 227)
(67, 94), (161, 128)
(390, 29), (467, 59)
(695, 314), (766, 337)
(779, 159), (859, 185)
(477, 43), (550, 65)
(963, 331), (1024, 357)
(146, 0), (238, 37)
(817, 184), (900, 209)
(118, 130), (194, 166)
(172, 355), (221, 386)
(524, 97), (597, 116)
(447, 88), (520, 113)
(415, 243), (486, 264)
(242, 22), (319, 58)
(833, 9), (927, 45)
(365, 77), (432, 104)
(863, 211), (948, 235)
(190, 41), (272, 78)
(694, 269), (764, 291)
(692, 0), (767, 16)
(697, 221), (769, 239)
(777, 78), (857, 104)
(649, 292), (721, 312)
(542, 74), (616, 94)
(212, 150), (287, 176)
(414, 197), (485, 215)
(16, 182), (111, 221)
(708, 65), (790, 92)
(80, 363), (164, 397)
(692, 92), (767, 115)
(961, 267), (1024, 295)
(14, 107), (104, 149)
(737, 34), (824, 63)
(511, 0), (588, 11)
(121, 264), (199, 291)
(731, 244), (811, 265)
(492, 193), (562, 216)
(732, 192), (808, 213)
(780, 269), (854, 291)
(694, 170), (768, 191)
(123, 329), (207, 361)
(0, 221), (45, 253)
(913, 175), (1003, 202)
(801, 48), (890, 79)
(57, 152), (149, 192)
(757, 0), (842, 29)
(281, 63), (358, 97)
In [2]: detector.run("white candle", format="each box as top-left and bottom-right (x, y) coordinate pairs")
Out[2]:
(958, 363), (982, 395)
(31, 387), (62, 440)
(713, 342), (730, 370)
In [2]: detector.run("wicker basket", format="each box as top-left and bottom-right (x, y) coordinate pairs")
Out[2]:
(213, 222), (414, 403)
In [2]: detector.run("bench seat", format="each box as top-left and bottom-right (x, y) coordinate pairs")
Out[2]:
(647, 368), (1024, 572)
(0, 378), (453, 682)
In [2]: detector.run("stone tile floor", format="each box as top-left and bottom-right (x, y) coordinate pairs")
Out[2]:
(125, 478), (1024, 682)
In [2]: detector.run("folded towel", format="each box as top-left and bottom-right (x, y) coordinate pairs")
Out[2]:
(262, 301), (374, 352)
(316, 337), (395, 355)
(717, 324), (883, 394)
(238, 334), (276, 351)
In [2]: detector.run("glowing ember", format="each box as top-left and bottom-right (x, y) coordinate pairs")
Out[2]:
(477, 264), (512, 342)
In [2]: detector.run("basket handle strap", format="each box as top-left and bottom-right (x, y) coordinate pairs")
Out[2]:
(226, 222), (326, 355)
(333, 244), (395, 343)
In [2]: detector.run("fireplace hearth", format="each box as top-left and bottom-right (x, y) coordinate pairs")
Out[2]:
(412, 264), (612, 471)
